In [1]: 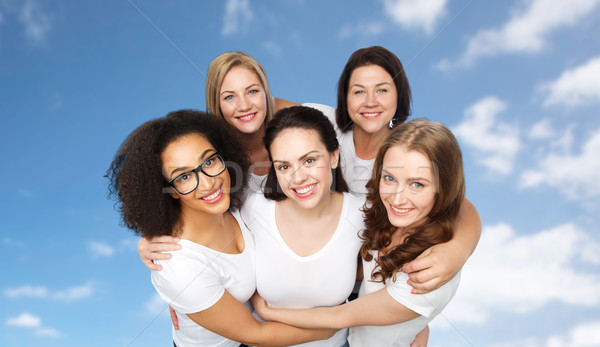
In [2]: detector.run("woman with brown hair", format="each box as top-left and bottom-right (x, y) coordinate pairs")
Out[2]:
(252, 119), (465, 346)
(107, 110), (335, 347)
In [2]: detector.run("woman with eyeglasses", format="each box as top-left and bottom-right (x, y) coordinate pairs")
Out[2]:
(138, 48), (480, 297)
(106, 110), (335, 347)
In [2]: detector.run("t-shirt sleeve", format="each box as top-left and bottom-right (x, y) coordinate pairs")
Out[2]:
(302, 103), (341, 135)
(386, 271), (461, 318)
(151, 257), (225, 314)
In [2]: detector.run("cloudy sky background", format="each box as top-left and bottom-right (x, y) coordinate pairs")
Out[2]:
(1, 0), (599, 346)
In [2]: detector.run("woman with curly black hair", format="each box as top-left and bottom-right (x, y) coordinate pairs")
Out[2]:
(107, 110), (334, 347)
(252, 119), (465, 346)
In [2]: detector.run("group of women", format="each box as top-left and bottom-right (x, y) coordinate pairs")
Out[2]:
(107, 46), (481, 346)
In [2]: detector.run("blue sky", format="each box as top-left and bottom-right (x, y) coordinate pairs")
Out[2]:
(1, 0), (600, 346)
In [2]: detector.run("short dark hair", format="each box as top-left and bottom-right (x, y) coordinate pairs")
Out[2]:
(336, 46), (412, 132)
(106, 110), (250, 238)
(262, 106), (349, 200)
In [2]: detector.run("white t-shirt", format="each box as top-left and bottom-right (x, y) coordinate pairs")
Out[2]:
(151, 211), (256, 347)
(241, 192), (365, 347)
(348, 251), (461, 346)
(303, 103), (375, 197)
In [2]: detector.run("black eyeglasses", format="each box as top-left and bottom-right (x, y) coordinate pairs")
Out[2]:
(167, 153), (226, 195)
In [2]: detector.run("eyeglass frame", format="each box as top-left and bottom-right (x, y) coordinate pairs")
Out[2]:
(166, 152), (226, 195)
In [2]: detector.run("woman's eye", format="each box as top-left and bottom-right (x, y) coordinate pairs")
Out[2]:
(304, 158), (316, 165)
(223, 95), (233, 101)
(176, 173), (191, 183)
(204, 158), (215, 167)
(410, 182), (425, 190)
(353, 90), (365, 95)
(377, 88), (387, 94)
(382, 175), (395, 183)
(277, 164), (288, 171)
(249, 89), (260, 95)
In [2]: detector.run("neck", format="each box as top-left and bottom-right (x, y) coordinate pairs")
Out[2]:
(177, 209), (228, 243)
(352, 126), (392, 160)
(283, 191), (340, 220)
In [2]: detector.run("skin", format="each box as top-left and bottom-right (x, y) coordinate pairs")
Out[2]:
(347, 64), (397, 160)
(138, 62), (481, 294)
(270, 128), (343, 257)
(379, 146), (436, 231)
(249, 146), (451, 335)
(157, 133), (335, 346)
(219, 65), (268, 135)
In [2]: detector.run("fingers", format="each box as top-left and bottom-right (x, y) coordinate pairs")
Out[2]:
(143, 260), (163, 271)
(169, 305), (179, 330)
(406, 264), (444, 294)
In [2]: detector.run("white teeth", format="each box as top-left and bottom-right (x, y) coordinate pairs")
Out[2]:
(238, 113), (254, 120)
(391, 205), (411, 214)
(201, 187), (221, 201)
(362, 112), (380, 117)
(294, 184), (315, 194)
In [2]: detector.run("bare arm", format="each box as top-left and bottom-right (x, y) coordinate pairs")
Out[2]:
(188, 290), (335, 346)
(403, 198), (481, 293)
(252, 288), (419, 330)
(138, 236), (181, 271)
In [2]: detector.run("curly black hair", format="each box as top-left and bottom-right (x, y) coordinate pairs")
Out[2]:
(106, 110), (250, 238)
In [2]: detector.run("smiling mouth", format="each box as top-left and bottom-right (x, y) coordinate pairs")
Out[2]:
(361, 112), (381, 119)
(200, 186), (223, 203)
(390, 204), (413, 216)
(292, 183), (317, 198)
(236, 113), (256, 122)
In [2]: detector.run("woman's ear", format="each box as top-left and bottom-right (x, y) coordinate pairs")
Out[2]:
(163, 187), (180, 200)
(331, 148), (340, 169)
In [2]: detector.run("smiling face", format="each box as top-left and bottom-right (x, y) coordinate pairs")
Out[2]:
(379, 145), (436, 230)
(270, 128), (339, 210)
(347, 64), (398, 137)
(218, 65), (267, 134)
(161, 133), (231, 217)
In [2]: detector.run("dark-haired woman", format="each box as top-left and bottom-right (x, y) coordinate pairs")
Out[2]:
(240, 106), (365, 346)
(252, 119), (465, 346)
(107, 110), (334, 347)
(303, 46), (480, 294)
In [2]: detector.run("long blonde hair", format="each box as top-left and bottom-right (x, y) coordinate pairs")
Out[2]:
(205, 51), (276, 123)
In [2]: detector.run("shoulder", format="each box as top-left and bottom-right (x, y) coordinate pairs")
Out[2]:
(302, 103), (336, 119)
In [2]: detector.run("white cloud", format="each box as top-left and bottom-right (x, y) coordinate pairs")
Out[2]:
(221, 0), (253, 36)
(442, 223), (600, 325)
(18, 0), (51, 43)
(384, 0), (446, 35)
(453, 96), (520, 175)
(35, 327), (61, 337)
(529, 119), (555, 140)
(438, 0), (600, 69)
(520, 128), (600, 199)
(488, 320), (600, 347)
(540, 56), (600, 108)
(52, 283), (93, 301)
(4, 283), (94, 301)
(4, 285), (48, 298)
(89, 240), (115, 257)
(6, 313), (41, 328)
(338, 22), (384, 40)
